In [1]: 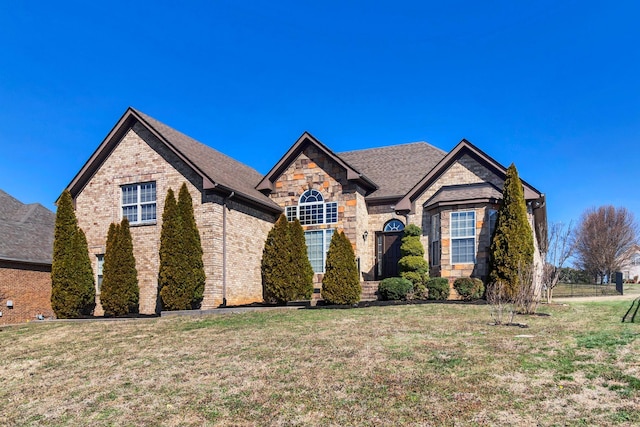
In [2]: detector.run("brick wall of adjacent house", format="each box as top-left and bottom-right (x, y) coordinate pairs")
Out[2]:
(75, 123), (275, 314)
(268, 145), (366, 287)
(0, 262), (54, 325)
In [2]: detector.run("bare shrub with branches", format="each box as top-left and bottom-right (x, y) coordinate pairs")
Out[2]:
(541, 221), (574, 303)
(573, 206), (638, 284)
(487, 281), (512, 325)
(515, 262), (538, 314)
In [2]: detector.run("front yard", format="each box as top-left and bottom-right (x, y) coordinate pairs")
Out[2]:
(1, 300), (639, 426)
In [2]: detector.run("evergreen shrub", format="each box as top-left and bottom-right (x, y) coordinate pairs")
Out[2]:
(321, 231), (361, 305)
(398, 224), (429, 295)
(426, 277), (450, 300)
(378, 277), (413, 301)
(100, 219), (139, 316)
(453, 277), (485, 300)
(488, 163), (534, 299)
(51, 190), (96, 318)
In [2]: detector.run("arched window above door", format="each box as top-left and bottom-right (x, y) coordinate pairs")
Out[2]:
(383, 219), (405, 232)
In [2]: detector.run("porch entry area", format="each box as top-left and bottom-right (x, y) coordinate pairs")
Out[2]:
(375, 219), (405, 280)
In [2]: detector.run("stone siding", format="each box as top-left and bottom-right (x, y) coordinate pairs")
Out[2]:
(269, 145), (364, 284)
(361, 202), (405, 280)
(0, 262), (54, 325)
(408, 154), (504, 283)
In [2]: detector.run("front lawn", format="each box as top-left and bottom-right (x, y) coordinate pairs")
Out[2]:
(1, 301), (639, 426)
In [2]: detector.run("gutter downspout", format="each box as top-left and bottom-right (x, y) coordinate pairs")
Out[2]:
(222, 191), (235, 307)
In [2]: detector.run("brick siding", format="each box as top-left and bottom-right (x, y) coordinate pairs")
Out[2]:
(0, 261), (54, 325)
(75, 123), (276, 314)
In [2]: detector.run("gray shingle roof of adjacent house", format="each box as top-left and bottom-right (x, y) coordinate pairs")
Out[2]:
(132, 109), (281, 211)
(0, 189), (56, 265)
(339, 142), (447, 199)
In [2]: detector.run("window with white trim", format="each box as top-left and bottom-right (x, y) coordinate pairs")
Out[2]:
(121, 182), (156, 224)
(286, 189), (338, 225)
(633, 254), (640, 266)
(451, 211), (476, 264)
(430, 214), (441, 266)
(304, 229), (334, 273)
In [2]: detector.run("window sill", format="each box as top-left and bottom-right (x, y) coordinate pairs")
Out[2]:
(130, 221), (157, 227)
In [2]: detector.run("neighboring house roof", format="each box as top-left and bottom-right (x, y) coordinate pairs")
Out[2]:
(256, 132), (379, 193)
(0, 189), (55, 265)
(424, 182), (503, 210)
(339, 142), (447, 200)
(66, 108), (281, 213)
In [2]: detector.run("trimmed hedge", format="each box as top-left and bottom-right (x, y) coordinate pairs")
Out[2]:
(426, 277), (450, 300)
(378, 277), (413, 301)
(453, 277), (485, 300)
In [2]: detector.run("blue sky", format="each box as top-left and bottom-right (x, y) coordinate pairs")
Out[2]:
(1, 0), (638, 227)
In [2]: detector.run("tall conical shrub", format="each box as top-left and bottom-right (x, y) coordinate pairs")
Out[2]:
(177, 183), (205, 309)
(321, 231), (361, 305)
(51, 190), (96, 318)
(489, 164), (534, 298)
(398, 224), (429, 295)
(101, 219), (139, 316)
(261, 214), (293, 303)
(288, 218), (314, 300)
(159, 188), (190, 310)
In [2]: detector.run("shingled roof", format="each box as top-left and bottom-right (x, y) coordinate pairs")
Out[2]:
(339, 142), (447, 200)
(424, 182), (503, 209)
(0, 189), (55, 265)
(66, 108), (281, 213)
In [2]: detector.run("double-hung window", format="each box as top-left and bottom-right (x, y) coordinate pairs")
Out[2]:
(304, 229), (334, 273)
(122, 182), (156, 224)
(287, 190), (338, 225)
(451, 211), (476, 264)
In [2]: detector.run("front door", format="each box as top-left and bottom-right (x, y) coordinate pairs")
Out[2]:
(376, 232), (403, 279)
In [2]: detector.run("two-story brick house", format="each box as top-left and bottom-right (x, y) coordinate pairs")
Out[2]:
(65, 108), (546, 314)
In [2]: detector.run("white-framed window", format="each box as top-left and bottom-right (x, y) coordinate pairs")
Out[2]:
(430, 214), (441, 266)
(451, 211), (476, 264)
(383, 219), (405, 232)
(633, 254), (640, 266)
(286, 206), (297, 222)
(286, 189), (338, 225)
(304, 229), (334, 273)
(122, 182), (156, 224)
(96, 254), (104, 292)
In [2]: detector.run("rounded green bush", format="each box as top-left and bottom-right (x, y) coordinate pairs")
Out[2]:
(378, 277), (413, 301)
(426, 277), (450, 300)
(400, 238), (425, 257)
(400, 271), (428, 299)
(398, 255), (429, 274)
(453, 277), (485, 300)
(403, 224), (422, 237)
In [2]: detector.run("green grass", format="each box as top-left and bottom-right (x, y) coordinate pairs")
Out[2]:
(1, 300), (639, 426)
